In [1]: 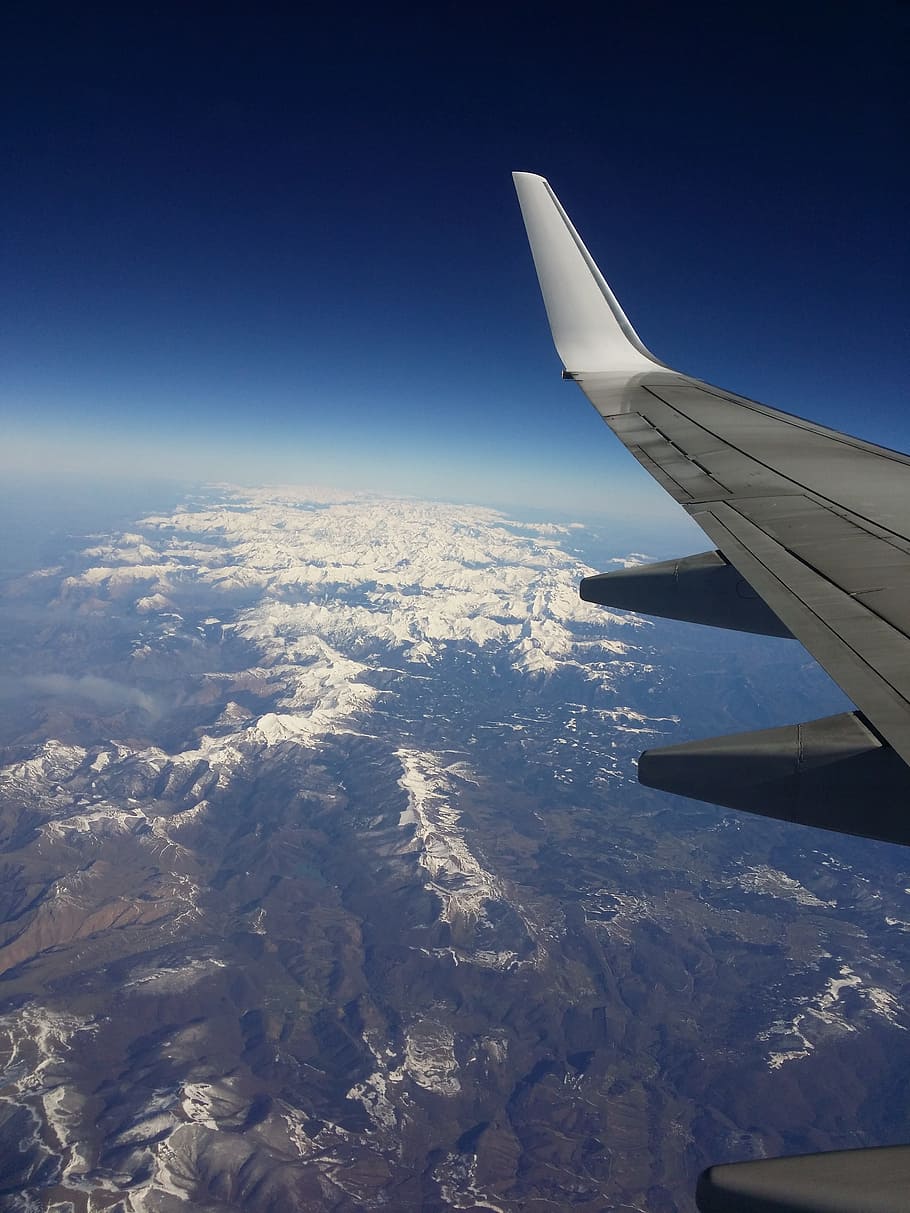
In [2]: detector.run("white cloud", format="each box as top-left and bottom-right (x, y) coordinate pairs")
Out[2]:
(9, 674), (160, 716)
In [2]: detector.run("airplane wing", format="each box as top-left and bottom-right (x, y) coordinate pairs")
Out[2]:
(514, 171), (910, 1213)
(513, 171), (910, 849)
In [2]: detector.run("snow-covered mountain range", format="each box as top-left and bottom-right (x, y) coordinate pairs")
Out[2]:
(1, 485), (908, 1212)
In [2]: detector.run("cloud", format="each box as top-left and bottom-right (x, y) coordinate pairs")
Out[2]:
(17, 674), (159, 716)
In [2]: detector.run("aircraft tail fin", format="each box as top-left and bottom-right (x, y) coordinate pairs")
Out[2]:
(512, 172), (661, 375)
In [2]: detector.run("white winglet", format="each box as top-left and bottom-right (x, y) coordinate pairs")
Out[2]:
(513, 172), (661, 375)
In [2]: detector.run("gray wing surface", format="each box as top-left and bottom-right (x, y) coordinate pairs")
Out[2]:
(584, 371), (910, 766)
(513, 172), (910, 844)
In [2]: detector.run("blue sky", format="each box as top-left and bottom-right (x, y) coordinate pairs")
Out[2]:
(2, 3), (907, 529)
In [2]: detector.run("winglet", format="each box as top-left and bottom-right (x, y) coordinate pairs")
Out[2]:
(513, 172), (661, 375)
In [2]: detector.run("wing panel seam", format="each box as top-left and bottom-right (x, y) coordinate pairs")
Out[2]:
(604, 412), (731, 495)
(718, 504), (910, 671)
(698, 505), (910, 718)
(694, 510), (910, 765)
(648, 380), (910, 468)
(643, 386), (910, 549)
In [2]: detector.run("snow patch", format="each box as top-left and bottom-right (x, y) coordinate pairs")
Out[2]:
(759, 962), (907, 1070)
(736, 866), (835, 909)
(396, 748), (500, 925)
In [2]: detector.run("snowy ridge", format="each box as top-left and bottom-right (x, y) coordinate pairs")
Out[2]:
(348, 1016), (461, 1137)
(396, 748), (501, 926)
(19, 487), (664, 826)
(758, 961), (908, 1070)
(0, 1005), (98, 1192)
(734, 865), (837, 909)
(1, 488), (659, 994)
(39, 490), (658, 774)
(127, 488), (644, 678)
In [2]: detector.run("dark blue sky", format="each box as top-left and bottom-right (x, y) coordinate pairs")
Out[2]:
(2, 2), (907, 524)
